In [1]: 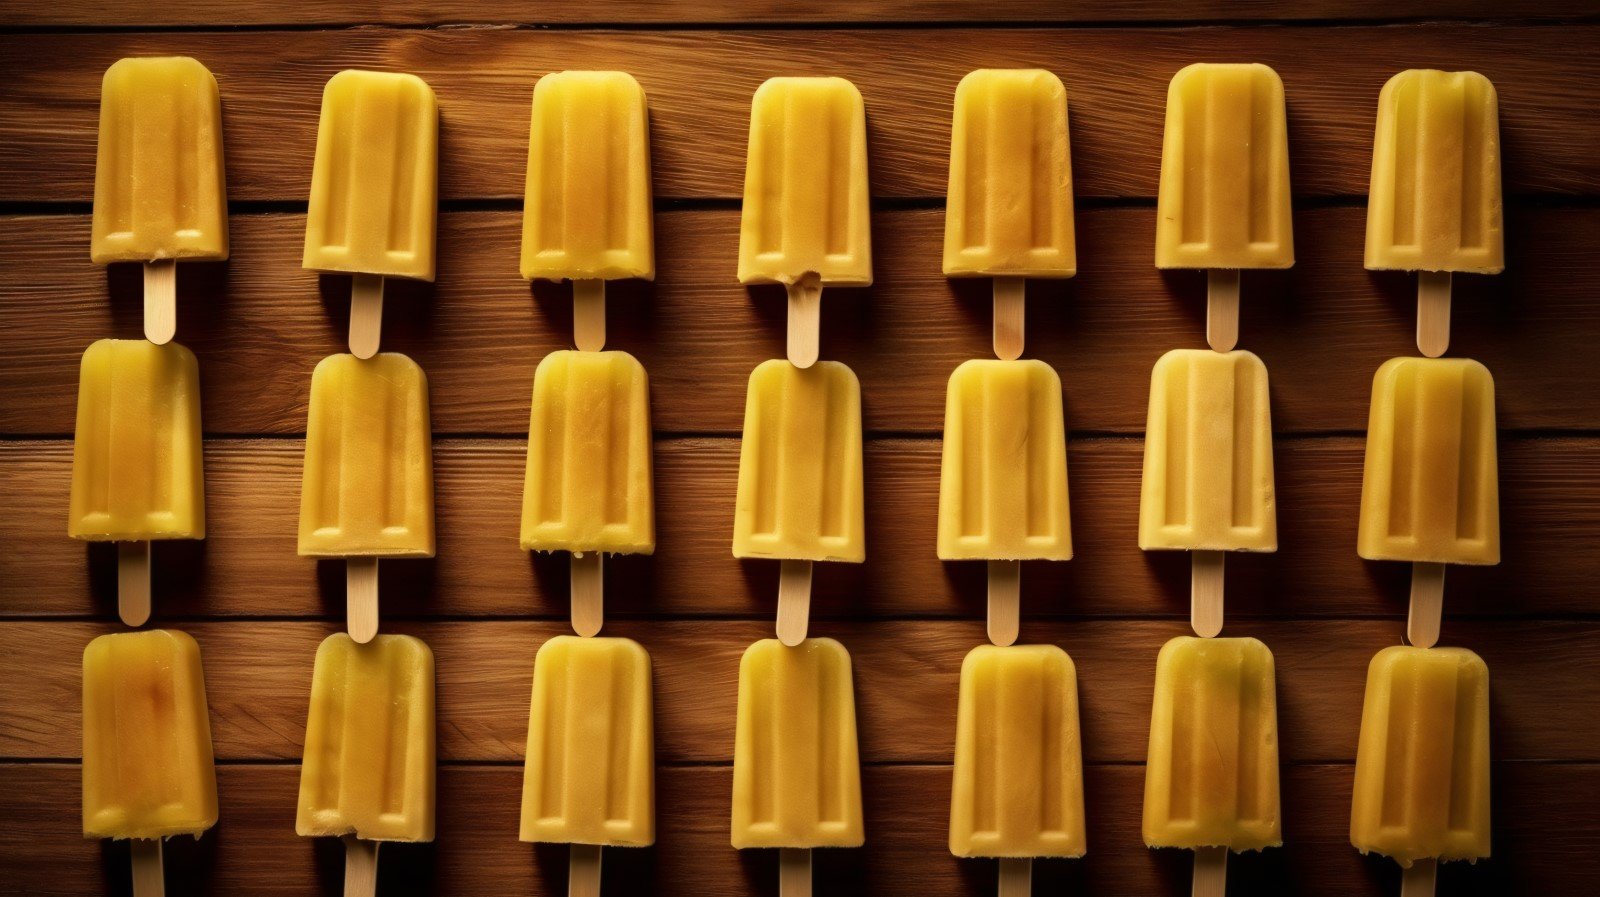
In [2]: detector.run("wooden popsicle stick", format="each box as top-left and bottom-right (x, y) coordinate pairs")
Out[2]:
(1400, 858), (1438, 897)
(349, 274), (385, 360)
(130, 838), (164, 897)
(1192, 847), (1227, 897)
(997, 857), (1031, 897)
(1407, 562), (1446, 649)
(143, 260), (177, 346)
(1417, 271), (1452, 358)
(1191, 551), (1225, 639)
(1206, 269), (1241, 353)
(987, 560), (1021, 647)
(346, 557), (379, 644)
(786, 274), (823, 369)
(571, 551), (604, 638)
(776, 559), (813, 647)
(992, 276), (1026, 361)
(568, 844), (602, 897)
(342, 836), (380, 897)
(118, 541), (152, 627)
(779, 848), (811, 897)
(573, 279), (606, 352)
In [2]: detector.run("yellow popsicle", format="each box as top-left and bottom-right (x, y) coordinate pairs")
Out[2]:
(1350, 646), (1491, 867)
(1358, 357), (1499, 565)
(303, 70), (438, 281)
(83, 630), (218, 840)
(91, 57), (228, 265)
(733, 360), (864, 563)
(937, 359), (1072, 561)
(1139, 349), (1277, 552)
(296, 633), (435, 842)
(520, 350), (654, 554)
(732, 638), (863, 849)
(1366, 70), (1503, 274)
(520, 636), (654, 846)
(950, 644), (1086, 858)
(298, 353), (435, 558)
(943, 69), (1075, 278)
(1155, 63), (1294, 270)
(521, 71), (654, 282)
(1143, 636), (1281, 851)
(69, 339), (204, 541)
(737, 77), (872, 287)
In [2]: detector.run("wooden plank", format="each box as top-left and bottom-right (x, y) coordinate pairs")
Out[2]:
(2, 762), (1593, 896)
(7, 1), (1593, 28)
(3, 206), (1595, 436)
(3, 27), (1599, 204)
(2, 618), (1593, 763)
(3, 437), (1595, 620)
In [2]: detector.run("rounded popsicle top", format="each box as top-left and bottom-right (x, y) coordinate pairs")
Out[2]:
(83, 626), (203, 669)
(960, 641), (1075, 674)
(1366, 643), (1489, 681)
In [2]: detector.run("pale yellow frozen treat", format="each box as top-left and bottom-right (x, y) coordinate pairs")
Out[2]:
(299, 353), (435, 558)
(950, 644), (1086, 858)
(737, 77), (872, 287)
(1358, 357), (1499, 565)
(83, 630), (218, 840)
(1143, 636), (1281, 851)
(297, 633), (435, 842)
(732, 360), (864, 563)
(520, 636), (654, 846)
(1155, 63), (1294, 270)
(1138, 349), (1276, 553)
(1366, 70), (1503, 274)
(69, 339), (205, 541)
(520, 350), (654, 554)
(944, 69), (1075, 278)
(91, 57), (228, 265)
(521, 71), (654, 282)
(303, 70), (438, 281)
(938, 359), (1071, 561)
(1350, 646), (1491, 867)
(732, 638), (863, 849)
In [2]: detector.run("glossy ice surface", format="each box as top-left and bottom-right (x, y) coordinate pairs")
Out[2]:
(296, 633), (435, 842)
(950, 644), (1086, 858)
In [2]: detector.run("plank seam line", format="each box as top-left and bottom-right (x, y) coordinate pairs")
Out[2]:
(6, 613), (1599, 624)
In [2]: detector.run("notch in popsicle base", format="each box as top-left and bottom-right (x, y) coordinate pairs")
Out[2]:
(1406, 562), (1445, 649)
(569, 843), (602, 897)
(776, 560), (813, 646)
(779, 848), (811, 897)
(117, 541), (153, 628)
(573, 280), (606, 352)
(987, 559), (1021, 647)
(143, 260), (177, 346)
(348, 274), (385, 360)
(1416, 272), (1452, 359)
(1190, 551), (1225, 639)
(992, 277), (1025, 361)
(130, 838), (164, 897)
(1206, 270), (1240, 353)
(570, 552), (604, 638)
(346, 558), (379, 644)
(1192, 846), (1227, 897)
(786, 274), (822, 369)
(342, 836), (380, 897)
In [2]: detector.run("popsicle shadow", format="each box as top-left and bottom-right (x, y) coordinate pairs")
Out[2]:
(312, 557), (437, 622)
(313, 274), (437, 353)
(104, 259), (230, 344)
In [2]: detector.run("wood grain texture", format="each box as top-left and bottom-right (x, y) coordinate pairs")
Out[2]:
(4, 437), (1596, 620)
(3, 206), (1594, 436)
(8, 0), (1596, 27)
(2, 763), (1594, 897)
(4, 27), (1600, 204)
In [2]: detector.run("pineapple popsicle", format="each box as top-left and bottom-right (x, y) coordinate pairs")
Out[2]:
(1144, 637), (1281, 895)
(1154, 63), (1293, 352)
(733, 360), (864, 645)
(1138, 349), (1276, 638)
(520, 350), (653, 637)
(733, 638), (863, 892)
(69, 339), (205, 627)
(1359, 357), (1499, 648)
(950, 645), (1086, 873)
(91, 57), (228, 345)
(83, 630), (217, 896)
(298, 633), (435, 895)
(303, 70), (438, 359)
(738, 77), (871, 368)
(1351, 647), (1490, 895)
(1366, 70), (1503, 358)
(299, 353), (435, 643)
(944, 69), (1075, 361)
(521, 71), (654, 352)
(937, 359), (1071, 647)
(521, 636), (654, 895)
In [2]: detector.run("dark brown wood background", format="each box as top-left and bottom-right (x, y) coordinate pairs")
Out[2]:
(2, 2), (1598, 895)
